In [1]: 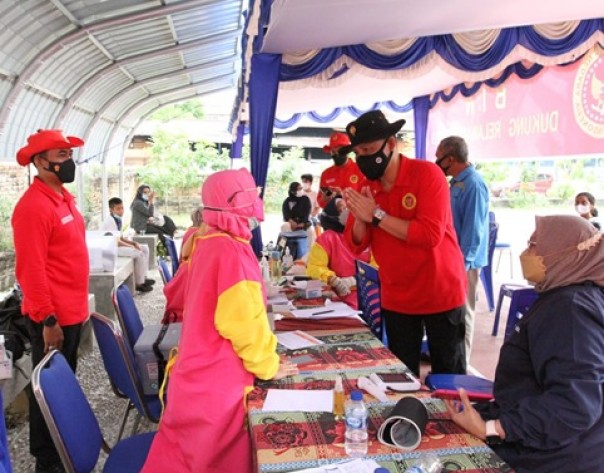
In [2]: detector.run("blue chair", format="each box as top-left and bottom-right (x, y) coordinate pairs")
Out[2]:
(163, 236), (179, 275)
(31, 350), (155, 473)
(0, 392), (12, 473)
(91, 313), (161, 442)
(112, 284), (144, 349)
(492, 284), (539, 337)
(355, 260), (387, 345)
(157, 256), (172, 285)
(479, 219), (499, 312)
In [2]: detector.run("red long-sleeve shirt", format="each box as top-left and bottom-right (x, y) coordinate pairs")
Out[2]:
(12, 178), (89, 325)
(318, 158), (363, 208)
(345, 156), (466, 314)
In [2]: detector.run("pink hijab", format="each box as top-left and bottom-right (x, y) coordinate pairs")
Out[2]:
(531, 215), (604, 293)
(201, 168), (264, 240)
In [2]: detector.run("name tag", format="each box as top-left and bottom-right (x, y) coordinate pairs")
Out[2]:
(61, 214), (74, 224)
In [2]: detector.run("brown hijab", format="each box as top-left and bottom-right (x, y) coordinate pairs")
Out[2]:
(530, 215), (604, 293)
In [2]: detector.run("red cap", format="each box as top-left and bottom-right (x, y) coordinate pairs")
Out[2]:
(322, 132), (351, 153)
(16, 129), (84, 166)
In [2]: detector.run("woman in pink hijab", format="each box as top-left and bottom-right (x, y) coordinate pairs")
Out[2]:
(142, 169), (297, 473)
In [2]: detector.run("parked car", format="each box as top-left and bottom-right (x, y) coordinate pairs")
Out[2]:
(491, 173), (554, 197)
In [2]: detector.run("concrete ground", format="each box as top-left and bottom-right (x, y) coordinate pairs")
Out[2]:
(5, 207), (549, 471)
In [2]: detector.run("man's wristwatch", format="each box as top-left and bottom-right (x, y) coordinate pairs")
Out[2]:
(372, 207), (387, 227)
(485, 420), (503, 446)
(42, 315), (58, 328)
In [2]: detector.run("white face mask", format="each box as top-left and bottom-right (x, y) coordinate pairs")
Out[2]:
(338, 209), (349, 226)
(296, 190), (304, 198)
(575, 204), (590, 215)
(248, 217), (260, 231)
(142, 194), (149, 202)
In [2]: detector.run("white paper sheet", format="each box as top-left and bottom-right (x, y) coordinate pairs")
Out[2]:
(291, 458), (382, 472)
(262, 389), (334, 412)
(277, 331), (324, 349)
(291, 301), (359, 319)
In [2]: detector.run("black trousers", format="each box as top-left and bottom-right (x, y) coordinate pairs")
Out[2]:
(27, 319), (81, 464)
(383, 306), (466, 377)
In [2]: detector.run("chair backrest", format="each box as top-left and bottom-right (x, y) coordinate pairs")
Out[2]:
(90, 313), (160, 422)
(355, 260), (386, 344)
(157, 256), (172, 284)
(112, 283), (144, 348)
(164, 236), (179, 274)
(32, 351), (104, 473)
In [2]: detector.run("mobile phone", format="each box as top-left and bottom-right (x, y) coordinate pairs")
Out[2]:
(293, 276), (312, 281)
(431, 389), (493, 402)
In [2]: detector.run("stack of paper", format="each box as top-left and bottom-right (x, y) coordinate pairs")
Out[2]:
(277, 331), (324, 349)
(291, 301), (359, 319)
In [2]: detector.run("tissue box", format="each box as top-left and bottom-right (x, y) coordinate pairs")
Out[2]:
(86, 231), (118, 272)
(134, 323), (182, 395)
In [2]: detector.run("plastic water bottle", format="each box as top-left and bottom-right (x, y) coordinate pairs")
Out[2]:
(404, 452), (442, 473)
(282, 247), (294, 273)
(344, 390), (368, 457)
(260, 256), (270, 282)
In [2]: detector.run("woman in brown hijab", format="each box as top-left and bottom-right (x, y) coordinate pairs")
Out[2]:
(445, 215), (604, 473)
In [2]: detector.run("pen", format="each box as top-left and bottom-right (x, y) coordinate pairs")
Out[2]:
(312, 309), (334, 315)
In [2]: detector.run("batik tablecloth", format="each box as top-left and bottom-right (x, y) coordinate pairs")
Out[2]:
(248, 330), (513, 473)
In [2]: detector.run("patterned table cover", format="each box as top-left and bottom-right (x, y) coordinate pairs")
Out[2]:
(248, 330), (513, 473)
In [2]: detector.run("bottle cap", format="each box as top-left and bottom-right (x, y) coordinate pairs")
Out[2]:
(351, 390), (363, 401)
(374, 469), (390, 473)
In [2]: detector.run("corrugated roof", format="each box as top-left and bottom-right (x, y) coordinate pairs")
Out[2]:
(0, 0), (243, 163)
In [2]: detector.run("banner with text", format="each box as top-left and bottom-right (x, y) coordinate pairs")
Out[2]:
(426, 46), (604, 160)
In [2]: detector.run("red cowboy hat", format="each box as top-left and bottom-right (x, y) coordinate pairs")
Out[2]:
(322, 132), (351, 153)
(16, 129), (84, 166)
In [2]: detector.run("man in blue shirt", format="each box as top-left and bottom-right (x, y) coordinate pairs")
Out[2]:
(435, 136), (489, 364)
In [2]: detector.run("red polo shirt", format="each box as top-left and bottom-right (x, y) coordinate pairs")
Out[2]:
(345, 155), (466, 314)
(318, 158), (363, 208)
(12, 177), (89, 325)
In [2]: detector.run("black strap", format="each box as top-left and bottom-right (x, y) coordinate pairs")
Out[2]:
(152, 323), (170, 385)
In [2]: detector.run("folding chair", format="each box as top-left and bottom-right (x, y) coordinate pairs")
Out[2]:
(112, 284), (144, 349)
(91, 313), (161, 442)
(163, 236), (179, 275)
(355, 260), (387, 345)
(31, 350), (155, 473)
(157, 256), (172, 285)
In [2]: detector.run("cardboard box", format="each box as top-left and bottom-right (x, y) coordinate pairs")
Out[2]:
(134, 323), (182, 395)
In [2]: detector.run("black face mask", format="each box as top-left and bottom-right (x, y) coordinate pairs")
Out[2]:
(332, 153), (347, 166)
(435, 155), (451, 176)
(356, 139), (392, 181)
(43, 158), (76, 183)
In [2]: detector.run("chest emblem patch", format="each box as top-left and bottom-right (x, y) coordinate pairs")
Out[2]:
(402, 193), (417, 210)
(350, 175), (359, 184)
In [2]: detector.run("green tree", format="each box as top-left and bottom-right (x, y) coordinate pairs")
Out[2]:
(136, 129), (229, 213)
(148, 99), (204, 122)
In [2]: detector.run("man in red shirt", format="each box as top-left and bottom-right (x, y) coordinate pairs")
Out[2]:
(12, 129), (89, 473)
(343, 111), (467, 377)
(317, 132), (363, 208)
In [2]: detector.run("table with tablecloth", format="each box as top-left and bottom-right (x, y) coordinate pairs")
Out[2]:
(248, 327), (513, 473)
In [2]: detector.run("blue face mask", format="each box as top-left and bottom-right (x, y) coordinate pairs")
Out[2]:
(141, 194), (149, 202)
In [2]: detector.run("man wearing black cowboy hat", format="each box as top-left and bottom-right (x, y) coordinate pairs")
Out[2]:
(343, 110), (467, 377)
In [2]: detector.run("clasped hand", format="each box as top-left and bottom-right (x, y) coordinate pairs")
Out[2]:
(343, 187), (375, 223)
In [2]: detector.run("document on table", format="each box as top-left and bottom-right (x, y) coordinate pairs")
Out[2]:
(262, 389), (333, 412)
(291, 458), (382, 472)
(291, 301), (359, 319)
(277, 330), (324, 349)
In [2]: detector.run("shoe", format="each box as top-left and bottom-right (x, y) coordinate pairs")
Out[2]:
(136, 284), (153, 293)
(144, 278), (156, 286)
(35, 460), (65, 473)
